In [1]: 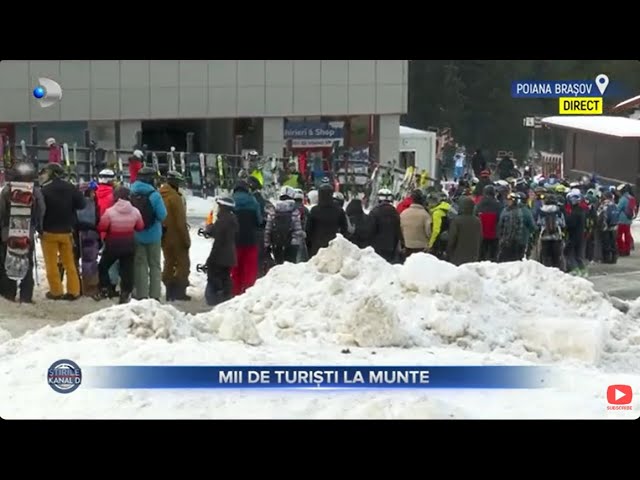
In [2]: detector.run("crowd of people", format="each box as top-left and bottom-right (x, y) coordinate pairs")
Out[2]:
(0, 158), (636, 308)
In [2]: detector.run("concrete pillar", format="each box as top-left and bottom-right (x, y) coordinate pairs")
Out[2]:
(378, 114), (400, 166)
(262, 117), (284, 157)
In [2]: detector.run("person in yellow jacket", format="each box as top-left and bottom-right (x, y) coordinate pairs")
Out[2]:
(250, 169), (263, 189)
(283, 160), (304, 189)
(418, 170), (431, 188)
(427, 192), (454, 259)
(159, 171), (191, 301)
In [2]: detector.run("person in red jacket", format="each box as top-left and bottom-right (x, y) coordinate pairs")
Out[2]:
(128, 150), (144, 184)
(474, 184), (502, 261)
(96, 169), (116, 222)
(95, 186), (144, 304)
(46, 138), (61, 164)
(396, 194), (414, 215)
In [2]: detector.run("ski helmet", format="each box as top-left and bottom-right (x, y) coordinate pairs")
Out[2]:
(333, 191), (345, 207)
(377, 188), (393, 202)
(483, 184), (495, 197)
(45, 137), (56, 147)
(136, 166), (156, 185)
(133, 149), (144, 159)
(293, 189), (304, 201)
(279, 186), (295, 200)
(307, 189), (319, 205)
(166, 170), (184, 188)
(98, 169), (115, 184)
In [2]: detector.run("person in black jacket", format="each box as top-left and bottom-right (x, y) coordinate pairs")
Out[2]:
(565, 190), (586, 275)
(38, 163), (86, 300)
(345, 198), (370, 249)
(471, 149), (487, 178)
(205, 197), (239, 306)
(369, 188), (405, 263)
(306, 184), (348, 258)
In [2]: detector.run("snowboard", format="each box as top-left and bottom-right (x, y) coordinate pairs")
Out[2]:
(5, 181), (34, 281)
(78, 230), (100, 296)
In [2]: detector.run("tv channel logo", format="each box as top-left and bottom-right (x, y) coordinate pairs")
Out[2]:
(606, 384), (633, 410)
(47, 359), (82, 394)
(33, 77), (63, 108)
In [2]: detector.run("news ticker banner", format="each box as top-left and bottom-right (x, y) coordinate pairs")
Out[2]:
(511, 75), (611, 115)
(64, 365), (555, 391)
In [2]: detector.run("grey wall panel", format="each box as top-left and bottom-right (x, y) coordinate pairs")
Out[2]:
(150, 87), (179, 119)
(209, 87), (237, 117)
(30, 61), (60, 84)
(266, 60), (293, 86)
(30, 96), (61, 121)
(0, 88), (29, 122)
(180, 61), (208, 87)
(238, 86), (265, 116)
(377, 60), (403, 84)
(120, 88), (150, 119)
(376, 85), (403, 114)
(150, 60), (179, 87)
(0, 61), (29, 88)
(348, 85), (375, 114)
(266, 86), (293, 116)
(208, 60), (237, 86)
(179, 87), (208, 117)
(91, 61), (120, 89)
(120, 61), (149, 88)
(91, 89), (120, 120)
(61, 89), (90, 120)
(321, 60), (348, 85)
(293, 60), (321, 85)
(238, 60), (265, 87)
(321, 85), (348, 115)
(60, 61), (90, 89)
(293, 86), (321, 115)
(348, 60), (375, 84)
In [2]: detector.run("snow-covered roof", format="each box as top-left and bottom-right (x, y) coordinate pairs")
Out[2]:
(399, 125), (434, 137)
(611, 94), (640, 113)
(541, 115), (640, 138)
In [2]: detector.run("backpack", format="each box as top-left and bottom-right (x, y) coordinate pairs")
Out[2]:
(625, 196), (637, 219)
(76, 199), (97, 229)
(543, 212), (559, 236)
(271, 210), (292, 247)
(605, 203), (619, 229)
(130, 191), (155, 229)
(502, 209), (524, 244)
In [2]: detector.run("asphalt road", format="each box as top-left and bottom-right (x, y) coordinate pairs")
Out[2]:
(587, 252), (640, 301)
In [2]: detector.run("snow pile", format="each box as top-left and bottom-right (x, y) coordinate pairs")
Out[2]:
(0, 327), (10, 344)
(194, 236), (622, 365)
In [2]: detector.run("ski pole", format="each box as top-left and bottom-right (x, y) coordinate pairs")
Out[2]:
(33, 237), (39, 286)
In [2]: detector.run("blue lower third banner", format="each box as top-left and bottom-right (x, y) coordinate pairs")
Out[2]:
(82, 366), (552, 390)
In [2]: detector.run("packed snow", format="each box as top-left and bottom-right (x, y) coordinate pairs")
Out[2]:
(1, 230), (639, 419)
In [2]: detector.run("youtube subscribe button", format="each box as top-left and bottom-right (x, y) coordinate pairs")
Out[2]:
(607, 385), (633, 410)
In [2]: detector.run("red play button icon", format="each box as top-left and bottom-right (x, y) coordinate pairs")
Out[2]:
(607, 385), (633, 405)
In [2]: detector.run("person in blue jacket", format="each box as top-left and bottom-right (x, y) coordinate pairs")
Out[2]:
(130, 167), (168, 300)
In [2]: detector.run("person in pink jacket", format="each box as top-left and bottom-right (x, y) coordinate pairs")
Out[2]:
(46, 138), (61, 164)
(95, 186), (144, 304)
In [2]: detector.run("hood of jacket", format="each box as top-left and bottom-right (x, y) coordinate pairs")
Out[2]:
(431, 201), (451, 214)
(111, 198), (137, 215)
(233, 190), (256, 210)
(458, 196), (475, 215)
(317, 187), (334, 207)
(131, 180), (157, 195)
(275, 198), (297, 213)
(96, 183), (114, 202)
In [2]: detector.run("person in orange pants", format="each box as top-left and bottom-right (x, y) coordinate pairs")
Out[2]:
(230, 181), (262, 296)
(38, 163), (86, 300)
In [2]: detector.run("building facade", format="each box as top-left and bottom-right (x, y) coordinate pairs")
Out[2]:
(0, 60), (408, 164)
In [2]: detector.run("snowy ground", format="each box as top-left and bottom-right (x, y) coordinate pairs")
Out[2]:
(0, 196), (639, 419)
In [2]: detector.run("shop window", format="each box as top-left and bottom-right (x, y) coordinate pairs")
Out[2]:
(399, 151), (416, 170)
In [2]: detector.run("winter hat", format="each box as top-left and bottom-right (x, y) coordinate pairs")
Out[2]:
(114, 186), (130, 201)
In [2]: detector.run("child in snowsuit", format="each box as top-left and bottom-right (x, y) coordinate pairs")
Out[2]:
(96, 187), (144, 304)
(205, 197), (239, 306)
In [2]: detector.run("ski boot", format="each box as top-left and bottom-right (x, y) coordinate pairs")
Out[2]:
(173, 284), (191, 301)
(119, 290), (131, 305)
(93, 288), (109, 301)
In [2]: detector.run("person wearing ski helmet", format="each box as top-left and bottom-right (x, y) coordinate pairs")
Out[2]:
(159, 171), (191, 301)
(130, 166), (167, 300)
(264, 185), (305, 265)
(369, 188), (405, 263)
(306, 182), (348, 258)
(129, 149), (144, 184)
(96, 169), (116, 220)
(0, 162), (45, 303)
(204, 196), (239, 306)
(38, 162), (86, 300)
